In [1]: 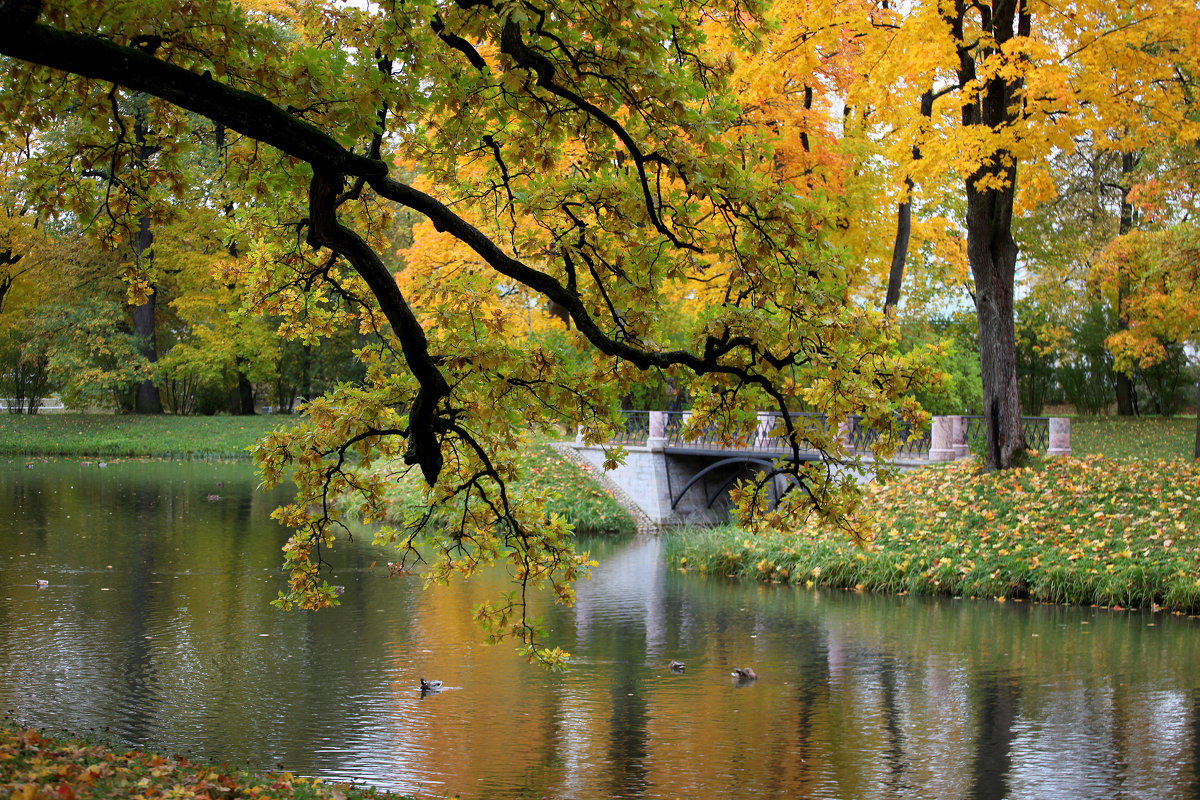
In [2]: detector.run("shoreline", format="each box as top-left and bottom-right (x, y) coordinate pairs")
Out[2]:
(666, 454), (1200, 614)
(0, 723), (408, 800)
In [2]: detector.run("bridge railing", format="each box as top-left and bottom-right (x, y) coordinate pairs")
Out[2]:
(609, 410), (651, 445)
(847, 415), (932, 460)
(607, 410), (1071, 462)
(662, 410), (828, 452)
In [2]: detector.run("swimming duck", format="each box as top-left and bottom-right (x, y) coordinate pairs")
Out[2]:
(669, 660), (686, 672)
(420, 678), (443, 692)
(731, 667), (757, 681)
(35, 579), (49, 588)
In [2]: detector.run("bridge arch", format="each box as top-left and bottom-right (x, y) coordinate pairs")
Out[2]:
(669, 455), (803, 511)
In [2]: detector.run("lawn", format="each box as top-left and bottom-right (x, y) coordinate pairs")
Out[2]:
(0, 413), (291, 459)
(667, 454), (1200, 611)
(1069, 415), (1195, 461)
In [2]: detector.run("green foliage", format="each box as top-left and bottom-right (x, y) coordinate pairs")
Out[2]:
(0, 277), (149, 413)
(271, 330), (368, 413)
(0, 323), (50, 412)
(38, 297), (149, 410)
(668, 455), (1200, 612)
(1014, 296), (1058, 416)
(1056, 299), (1116, 415)
(1134, 341), (1195, 417)
(900, 314), (982, 415)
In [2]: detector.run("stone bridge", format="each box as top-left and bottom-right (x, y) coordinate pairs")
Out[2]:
(562, 411), (1072, 527)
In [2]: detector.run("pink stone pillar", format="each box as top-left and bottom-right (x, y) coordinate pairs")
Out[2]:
(929, 416), (956, 461)
(647, 411), (667, 451)
(1047, 417), (1071, 456)
(951, 415), (969, 459)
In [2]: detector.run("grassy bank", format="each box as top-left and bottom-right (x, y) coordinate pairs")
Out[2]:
(0, 413), (287, 459)
(362, 442), (636, 536)
(0, 724), (406, 800)
(0, 413), (635, 534)
(667, 455), (1200, 611)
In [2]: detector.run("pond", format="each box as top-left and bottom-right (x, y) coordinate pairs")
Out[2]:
(3, 459), (1200, 799)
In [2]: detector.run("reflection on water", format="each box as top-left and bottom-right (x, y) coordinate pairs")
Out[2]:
(3, 459), (1200, 798)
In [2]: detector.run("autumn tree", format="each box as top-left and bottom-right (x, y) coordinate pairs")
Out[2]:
(755, 0), (1200, 467)
(1101, 218), (1200, 456)
(0, 0), (937, 660)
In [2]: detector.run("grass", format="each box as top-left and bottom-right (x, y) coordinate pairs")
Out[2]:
(667, 454), (1200, 612)
(1069, 414), (1195, 461)
(0, 413), (289, 459)
(0, 724), (408, 800)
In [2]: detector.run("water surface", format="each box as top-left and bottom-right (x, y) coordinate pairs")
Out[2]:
(3, 459), (1200, 799)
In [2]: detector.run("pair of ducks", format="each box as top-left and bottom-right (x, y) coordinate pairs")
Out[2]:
(669, 661), (758, 681)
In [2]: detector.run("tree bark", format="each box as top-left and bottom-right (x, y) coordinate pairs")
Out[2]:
(132, 105), (162, 414)
(1194, 377), (1200, 460)
(953, 0), (1029, 469)
(131, 214), (162, 414)
(884, 91), (933, 315)
(968, 181), (1026, 469)
(1114, 150), (1137, 416)
(235, 359), (256, 414)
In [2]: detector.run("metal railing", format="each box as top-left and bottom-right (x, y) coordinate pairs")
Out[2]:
(962, 415), (1049, 452)
(662, 410), (829, 453)
(608, 410), (651, 445)
(846, 415), (932, 460)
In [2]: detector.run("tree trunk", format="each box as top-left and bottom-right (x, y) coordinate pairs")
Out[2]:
(132, 107), (161, 414)
(883, 91), (932, 315)
(132, 215), (162, 414)
(884, 180), (913, 314)
(967, 178), (1026, 469)
(235, 357), (256, 414)
(1194, 377), (1199, 460)
(954, 0), (1028, 469)
(1114, 150), (1138, 416)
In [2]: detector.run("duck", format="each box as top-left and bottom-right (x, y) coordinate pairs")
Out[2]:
(420, 678), (443, 692)
(35, 579), (49, 588)
(668, 660), (686, 672)
(731, 667), (757, 681)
